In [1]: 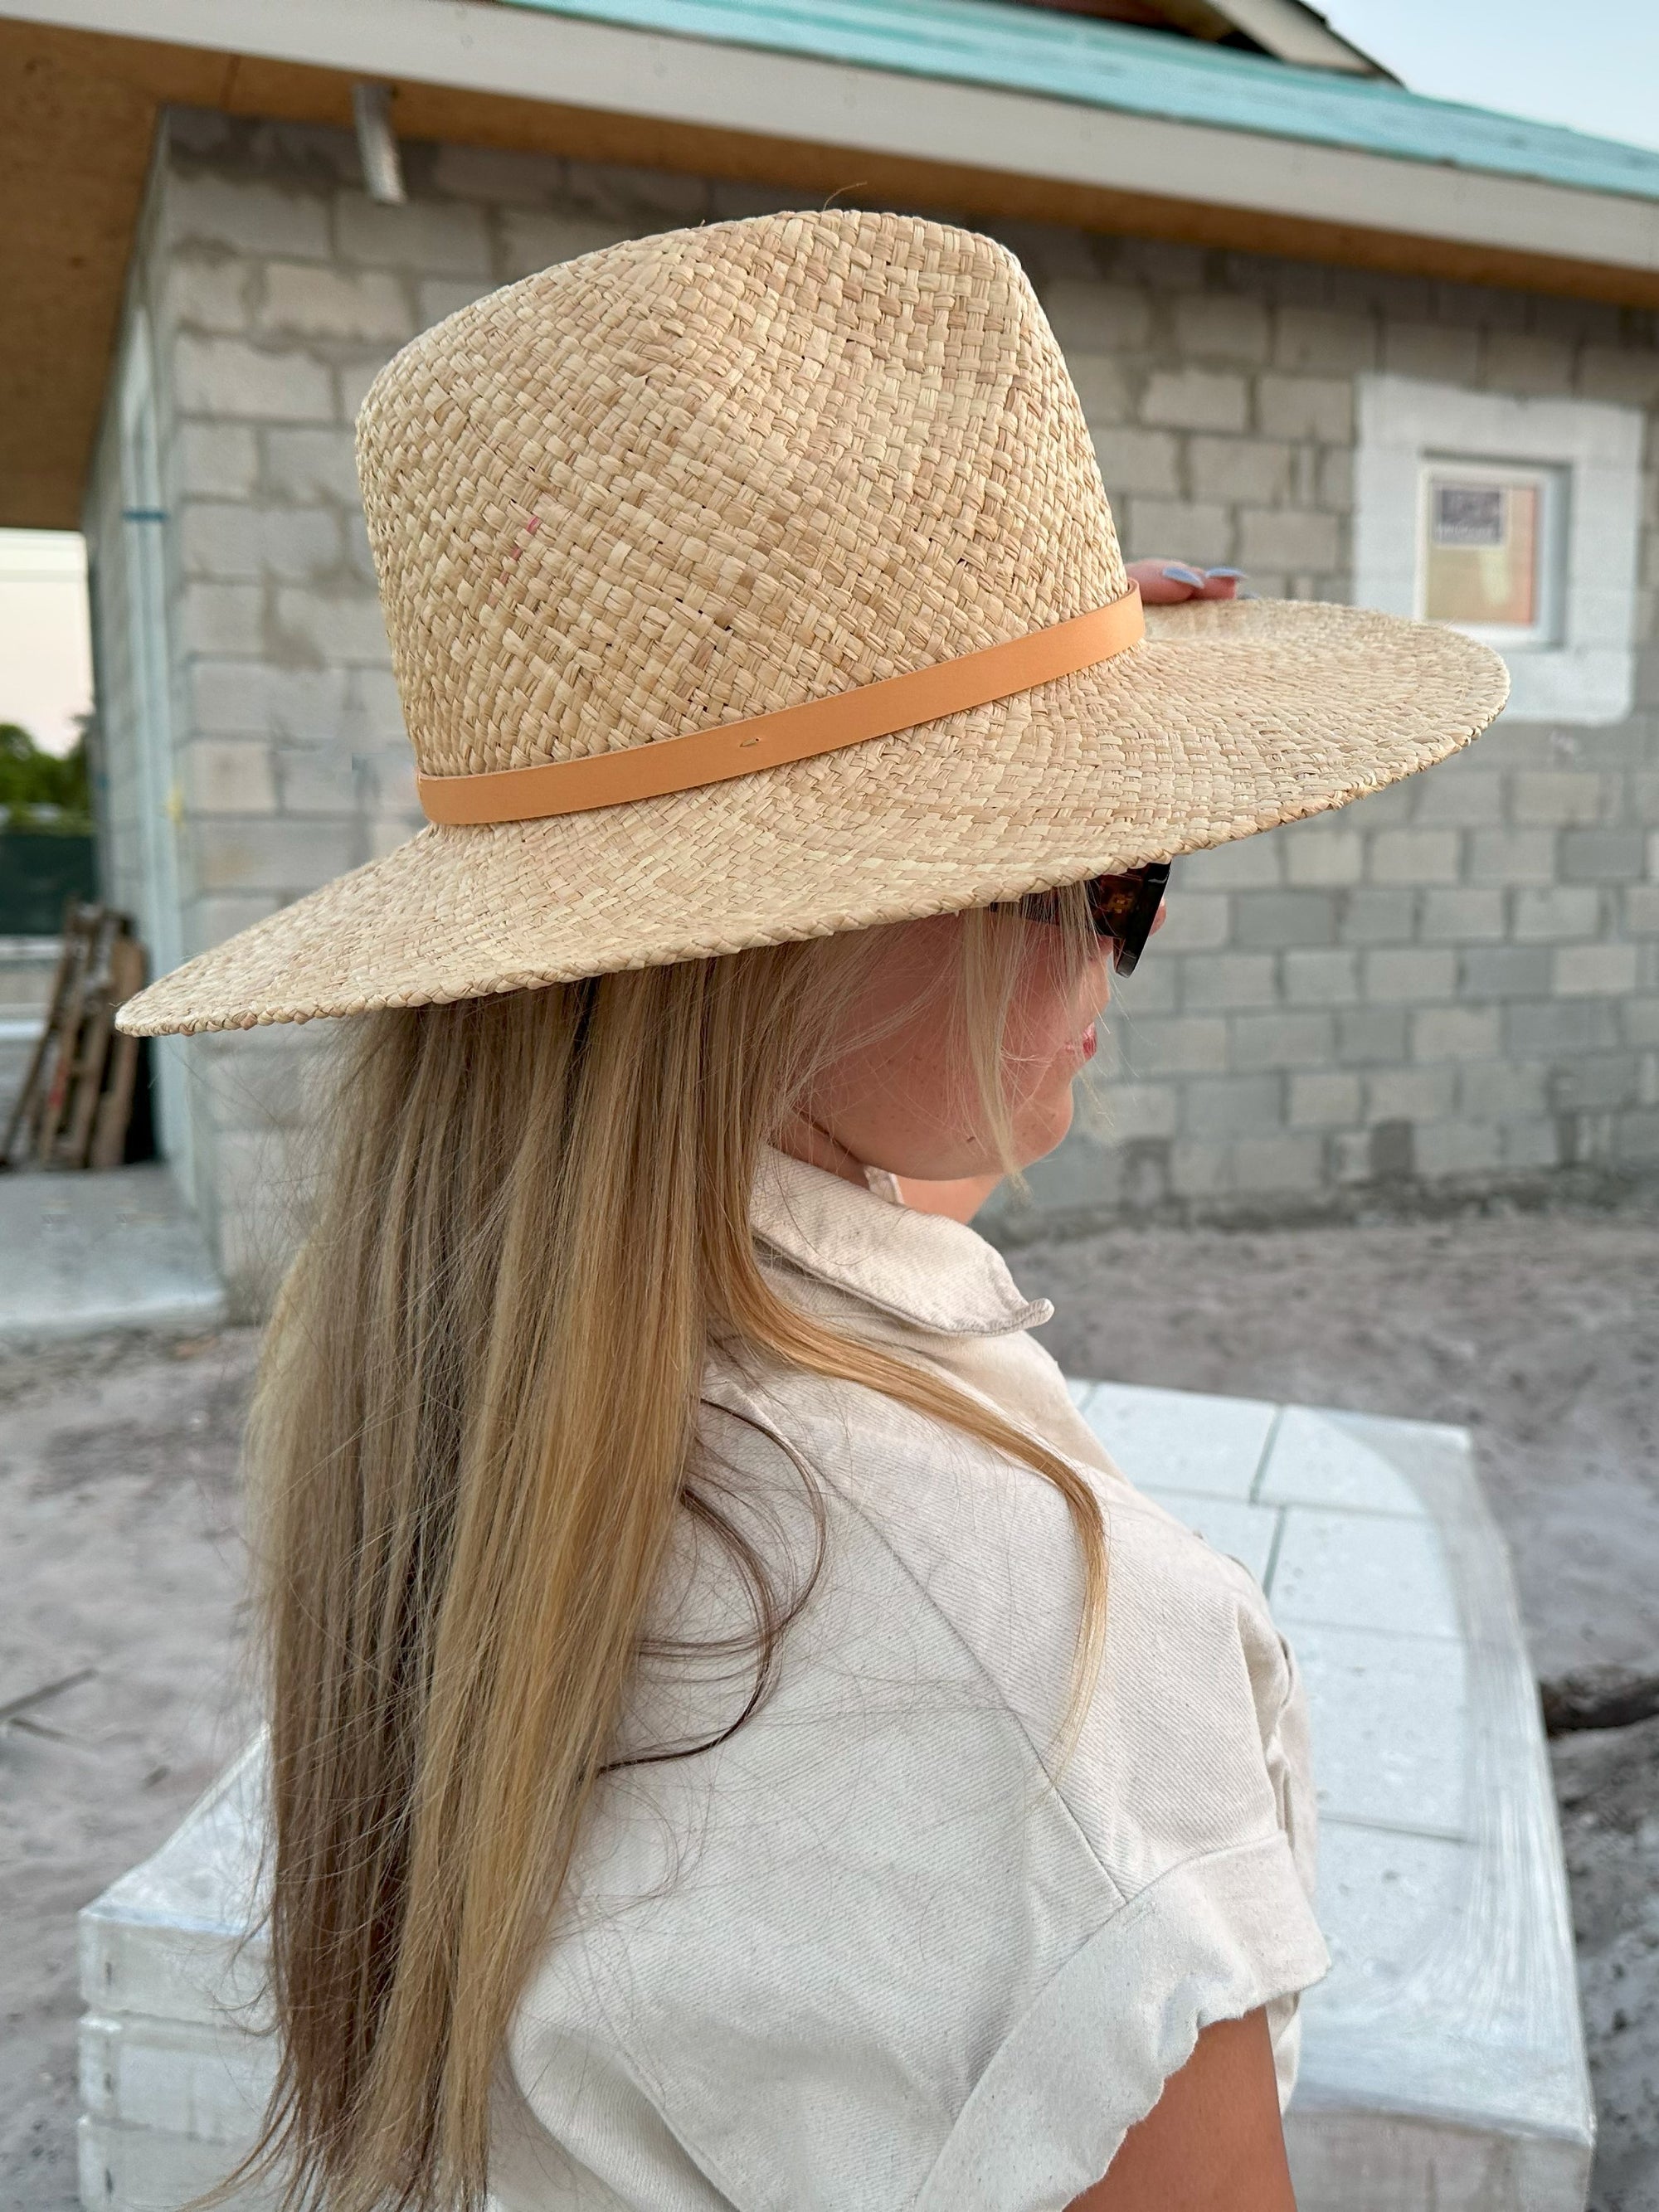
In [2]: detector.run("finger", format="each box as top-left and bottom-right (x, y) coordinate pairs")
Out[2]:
(1126, 558), (1207, 604)
(1198, 567), (1244, 600)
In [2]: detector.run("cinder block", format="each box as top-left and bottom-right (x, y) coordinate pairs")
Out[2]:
(1094, 1081), (1179, 1141)
(1560, 828), (1647, 882)
(1629, 887), (1659, 936)
(1624, 995), (1659, 1046)
(1411, 1006), (1502, 1062)
(1092, 426), (1180, 497)
(1183, 1074), (1284, 1140)
(1457, 1059), (1547, 1119)
(1181, 834), (1283, 890)
(188, 660), (269, 739)
(165, 256), (251, 334)
(168, 172), (331, 260)
(182, 741), (277, 817)
(1284, 829), (1364, 887)
(190, 819), (358, 897)
(1120, 1014), (1230, 1076)
(174, 333), (334, 425)
(1364, 948), (1456, 1002)
(260, 262), (413, 343)
(1368, 829), (1462, 886)
(1413, 1119), (1504, 1175)
(1167, 1136), (1233, 1199)
(185, 894), (281, 955)
(1283, 949), (1360, 1005)
(1482, 331), (1575, 394)
(1171, 293), (1269, 362)
(275, 749), (358, 816)
(1365, 1066), (1456, 1121)
(1554, 942), (1640, 995)
(1335, 780), (1413, 831)
(429, 141), (567, 206)
(1123, 498), (1231, 560)
(1044, 280), (1152, 350)
(1316, 445), (1353, 509)
(271, 586), (390, 663)
(258, 507), (345, 582)
(1408, 764), (1506, 829)
(336, 192), (492, 275)
(1467, 828), (1558, 887)
(1506, 997), (1622, 1056)
(1255, 373), (1352, 442)
(1513, 887), (1601, 941)
(1274, 306), (1376, 374)
(1380, 323), (1480, 382)
(1501, 1117), (1564, 1169)
(567, 157), (711, 221)
(1149, 889), (1228, 952)
(1229, 1009), (1334, 1070)
(1511, 772), (1604, 829)
(1180, 952), (1278, 1011)
(1238, 507), (1340, 570)
(1545, 1053), (1640, 1111)
(336, 351), (404, 422)
(497, 208), (636, 280)
(1613, 1106), (1659, 1163)
(178, 583), (263, 658)
(1418, 889), (1506, 943)
(261, 425), (359, 504)
(1336, 888), (1415, 945)
(1141, 367), (1248, 433)
(1576, 346), (1659, 406)
(1232, 1133), (1324, 1194)
(418, 277), (494, 330)
(178, 502), (260, 582)
(1289, 1071), (1362, 1128)
(1233, 892), (1338, 948)
(1458, 946), (1553, 999)
(176, 424), (260, 501)
(1068, 355), (1133, 424)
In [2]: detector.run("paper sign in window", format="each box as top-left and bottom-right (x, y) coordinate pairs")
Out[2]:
(1423, 476), (1539, 628)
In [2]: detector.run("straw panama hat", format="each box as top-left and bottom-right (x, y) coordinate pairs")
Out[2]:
(119, 209), (1508, 1038)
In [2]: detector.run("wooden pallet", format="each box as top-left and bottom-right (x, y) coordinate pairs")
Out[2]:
(0, 902), (148, 1171)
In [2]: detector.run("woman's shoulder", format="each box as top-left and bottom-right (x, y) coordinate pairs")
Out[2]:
(701, 1349), (1301, 1855)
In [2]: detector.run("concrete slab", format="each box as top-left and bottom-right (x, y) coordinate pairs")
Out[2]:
(77, 1382), (1593, 2212)
(0, 1164), (225, 1343)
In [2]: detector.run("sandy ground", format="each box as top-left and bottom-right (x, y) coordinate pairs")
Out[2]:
(2, 1202), (1656, 2210)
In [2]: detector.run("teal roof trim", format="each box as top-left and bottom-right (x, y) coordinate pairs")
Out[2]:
(498, 0), (1659, 203)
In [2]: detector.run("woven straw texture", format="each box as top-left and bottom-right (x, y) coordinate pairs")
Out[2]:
(119, 210), (1507, 1036)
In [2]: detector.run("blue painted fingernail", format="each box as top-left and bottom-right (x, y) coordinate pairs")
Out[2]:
(1160, 564), (1205, 585)
(1204, 566), (1244, 580)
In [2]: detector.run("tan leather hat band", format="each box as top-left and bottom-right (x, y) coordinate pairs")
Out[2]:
(416, 586), (1146, 827)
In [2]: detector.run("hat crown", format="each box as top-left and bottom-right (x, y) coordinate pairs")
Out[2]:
(357, 211), (1125, 782)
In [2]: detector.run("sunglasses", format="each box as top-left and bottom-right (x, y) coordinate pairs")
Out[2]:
(1007, 861), (1170, 975)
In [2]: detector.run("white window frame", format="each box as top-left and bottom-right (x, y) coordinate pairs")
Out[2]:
(1355, 374), (1643, 726)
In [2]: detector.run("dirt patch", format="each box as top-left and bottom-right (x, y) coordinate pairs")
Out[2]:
(0, 1330), (259, 2212)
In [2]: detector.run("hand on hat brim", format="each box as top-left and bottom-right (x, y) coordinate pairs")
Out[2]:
(1128, 558), (1243, 605)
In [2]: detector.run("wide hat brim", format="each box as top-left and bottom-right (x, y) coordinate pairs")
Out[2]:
(118, 599), (1507, 1037)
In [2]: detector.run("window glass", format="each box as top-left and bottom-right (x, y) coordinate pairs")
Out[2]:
(1423, 474), (1540, 629)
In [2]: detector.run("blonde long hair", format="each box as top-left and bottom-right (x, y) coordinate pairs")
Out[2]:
(242, 902), (1108, 2212)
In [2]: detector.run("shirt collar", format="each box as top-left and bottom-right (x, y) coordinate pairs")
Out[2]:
(752, 1146), (1053, 1339)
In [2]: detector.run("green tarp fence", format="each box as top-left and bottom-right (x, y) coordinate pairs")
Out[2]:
(0, 834), (97, 936)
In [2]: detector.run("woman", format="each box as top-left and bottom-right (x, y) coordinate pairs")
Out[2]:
(120, 210), (1506, 2211)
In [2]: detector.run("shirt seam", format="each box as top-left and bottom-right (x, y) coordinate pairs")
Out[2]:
(710, 1368), (1213, 1916)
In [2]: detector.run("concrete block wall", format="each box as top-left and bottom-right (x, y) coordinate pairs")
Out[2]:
(83, 109), (1659, 1299)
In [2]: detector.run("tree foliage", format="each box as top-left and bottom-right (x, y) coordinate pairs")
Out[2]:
(0, 722), (92, 832)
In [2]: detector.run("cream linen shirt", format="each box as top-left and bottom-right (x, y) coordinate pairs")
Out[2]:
(491, 1150), (1327, 2212)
